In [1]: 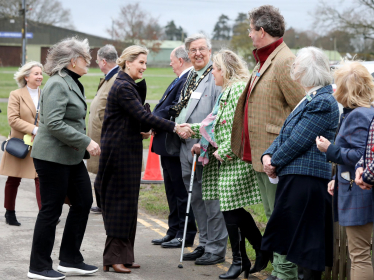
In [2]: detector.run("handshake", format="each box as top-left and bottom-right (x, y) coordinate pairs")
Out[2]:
(175, 123), (194, 139)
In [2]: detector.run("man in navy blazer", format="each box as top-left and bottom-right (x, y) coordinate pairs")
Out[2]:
(151, 46), (197, 248)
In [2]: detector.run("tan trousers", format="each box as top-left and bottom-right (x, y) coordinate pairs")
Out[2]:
(346, 223), (374, 280)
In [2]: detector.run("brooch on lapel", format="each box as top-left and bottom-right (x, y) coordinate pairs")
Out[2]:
(306, 91), (317, 102)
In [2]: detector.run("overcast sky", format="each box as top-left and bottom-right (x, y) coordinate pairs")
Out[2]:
(64, 0), (346, 39)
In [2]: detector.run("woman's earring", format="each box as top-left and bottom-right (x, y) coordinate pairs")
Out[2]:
(73, 64), (76, 68)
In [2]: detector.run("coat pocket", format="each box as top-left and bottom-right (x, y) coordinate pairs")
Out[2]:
(265, 123), (282, 135)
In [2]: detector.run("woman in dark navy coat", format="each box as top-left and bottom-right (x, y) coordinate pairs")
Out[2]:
(94, 45), (192, 274)
(317, 61), (374, 280)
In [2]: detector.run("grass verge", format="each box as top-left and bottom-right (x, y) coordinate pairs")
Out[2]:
(0, 67), (173, 100)
(138, 183), (273, 273)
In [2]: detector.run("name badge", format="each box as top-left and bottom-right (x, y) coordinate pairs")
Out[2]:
(191, 91), (202, 99)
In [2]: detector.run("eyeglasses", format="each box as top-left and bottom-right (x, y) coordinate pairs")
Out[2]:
(95, 59), (105, 64)
(189, 47), (209, 54)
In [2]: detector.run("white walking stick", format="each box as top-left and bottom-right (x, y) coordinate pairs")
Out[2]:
(178, 154), (197, 269)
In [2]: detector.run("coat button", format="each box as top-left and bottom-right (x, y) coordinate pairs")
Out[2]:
(84, 128), (86, 131)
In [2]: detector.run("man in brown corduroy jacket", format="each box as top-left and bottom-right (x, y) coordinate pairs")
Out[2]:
(231, 5), (304, 280)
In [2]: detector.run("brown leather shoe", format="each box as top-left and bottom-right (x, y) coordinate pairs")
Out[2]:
(125, 262), (140, 268)
(103, 264), (131, 273)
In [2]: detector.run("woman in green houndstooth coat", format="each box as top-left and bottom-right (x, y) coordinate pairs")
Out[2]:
(183, 50), (270, 279)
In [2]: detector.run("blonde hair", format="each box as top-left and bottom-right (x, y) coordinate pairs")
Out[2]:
(44, 37), (91, 76)
(117, 45), (149, 70)
(14, 61), (43, 88)
(212, 49), (250, 90)
(333, 61), (374, 108)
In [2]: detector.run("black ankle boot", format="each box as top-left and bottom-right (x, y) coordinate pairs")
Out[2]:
(302, 267), (322, 280)
(5, 210), (21, 226)
(249, 248), (272, 274)
(219, 225), (251, 279)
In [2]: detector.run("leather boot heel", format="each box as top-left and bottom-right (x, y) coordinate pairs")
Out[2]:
(103, 265), (110, 272)
(244, 267), (250, 278)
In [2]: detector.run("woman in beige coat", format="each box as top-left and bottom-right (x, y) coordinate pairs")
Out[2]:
(0, 61), (43, 226)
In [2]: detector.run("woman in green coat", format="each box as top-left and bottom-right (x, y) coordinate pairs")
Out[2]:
(183, 49), (270, 279)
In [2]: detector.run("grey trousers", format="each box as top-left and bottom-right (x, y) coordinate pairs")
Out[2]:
(180, 143), (228, 257)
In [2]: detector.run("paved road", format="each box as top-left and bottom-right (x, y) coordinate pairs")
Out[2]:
(0, 137), (267, 280)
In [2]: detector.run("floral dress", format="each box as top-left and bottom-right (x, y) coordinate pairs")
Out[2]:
(191, 81), (261, 211)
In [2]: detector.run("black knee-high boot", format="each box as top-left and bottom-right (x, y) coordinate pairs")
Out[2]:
(219, 224), (250, 279)
(238, 209), (272, 274)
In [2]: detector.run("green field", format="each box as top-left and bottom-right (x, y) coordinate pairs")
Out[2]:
(0, 67), (173, 141)
(0, 67), (175, 100)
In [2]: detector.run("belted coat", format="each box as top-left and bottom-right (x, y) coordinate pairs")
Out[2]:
(94, 71), (175, 239)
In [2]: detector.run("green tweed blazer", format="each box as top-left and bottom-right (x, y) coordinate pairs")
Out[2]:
(31, 70), (91, 165)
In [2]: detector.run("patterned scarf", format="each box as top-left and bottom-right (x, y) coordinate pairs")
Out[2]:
(198, 90), (227, 165)
(169, 65), (212, 117)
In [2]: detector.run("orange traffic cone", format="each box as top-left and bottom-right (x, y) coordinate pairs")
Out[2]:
(141, 135), (163, 184)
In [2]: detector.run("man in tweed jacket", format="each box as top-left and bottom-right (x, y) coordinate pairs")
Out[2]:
(230, 5), (304, 279)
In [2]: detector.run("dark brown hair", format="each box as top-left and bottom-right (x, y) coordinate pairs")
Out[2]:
(248, 5), (285, 38)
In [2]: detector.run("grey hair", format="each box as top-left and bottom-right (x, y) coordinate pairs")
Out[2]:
(14, 61), (43, 88)
(174, 46), (190, 63)
(291, 47), (332, 88)
(185, 33), (212, 51)
(44, 37), (91, 76)
(97, 44), (118, 63)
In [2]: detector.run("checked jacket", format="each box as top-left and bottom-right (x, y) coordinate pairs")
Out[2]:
(264, 85), (339, 180)
(191, 82), (262, 211)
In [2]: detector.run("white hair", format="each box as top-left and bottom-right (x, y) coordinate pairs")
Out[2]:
(44, 37), (91, 76)
(174, 46), (190, 62)
(185, 33), (212, 51)
(14, 61), (43, 88)
(291, 47), (332, 88)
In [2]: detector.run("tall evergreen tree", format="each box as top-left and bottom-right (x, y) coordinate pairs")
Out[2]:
(212, 14), (231, 41)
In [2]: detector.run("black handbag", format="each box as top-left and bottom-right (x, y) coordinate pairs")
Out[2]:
(1, 98), (39, 159)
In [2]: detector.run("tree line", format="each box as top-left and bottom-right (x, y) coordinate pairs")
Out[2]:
(2, 0), (373, 61)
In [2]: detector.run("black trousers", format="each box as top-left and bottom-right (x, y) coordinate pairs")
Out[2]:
(94, 186), (101, 208)
(161, 156), (197, 243)
(222, 207), (262, 250)
(29, 159), (93, 271)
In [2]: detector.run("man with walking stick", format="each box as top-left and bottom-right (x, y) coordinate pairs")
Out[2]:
(167, 34), (228, 265)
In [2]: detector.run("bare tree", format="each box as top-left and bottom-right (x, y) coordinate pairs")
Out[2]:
(110, 3), (163, 53)
(314, 0), (374, 40)
(0, 0), (75, 29)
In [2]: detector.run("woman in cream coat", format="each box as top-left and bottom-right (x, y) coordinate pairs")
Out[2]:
(0, 61), (43, 226)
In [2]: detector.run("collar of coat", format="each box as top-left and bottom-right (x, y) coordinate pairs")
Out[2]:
(58, 70), (87, 106)
(117, 70), (147, 104)
(105, 65), (119, 81)
(284, 85), (333, 127)
(253, 38), (284, 64)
